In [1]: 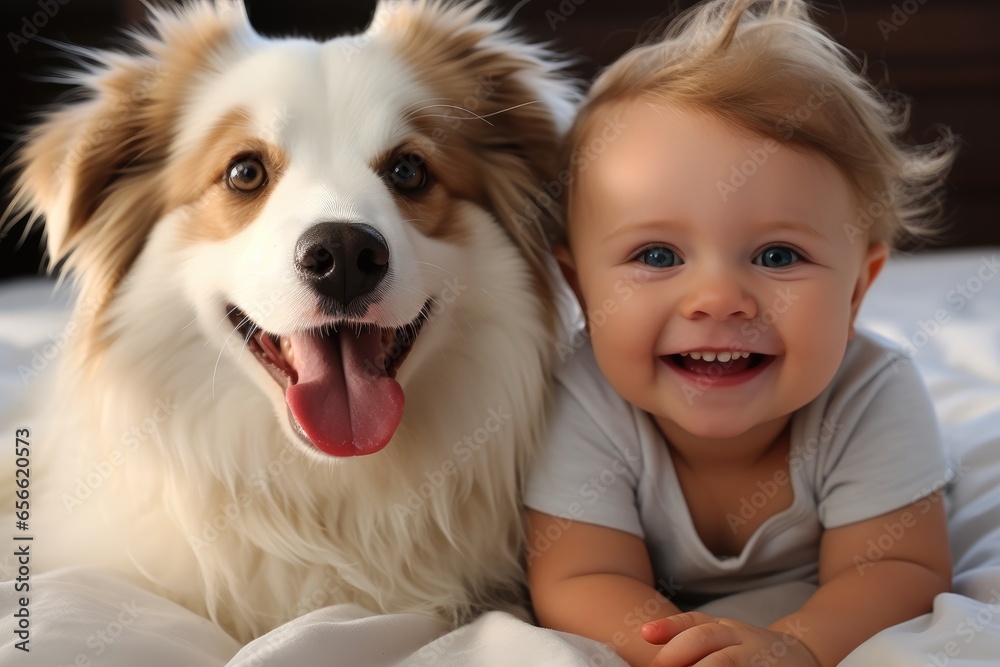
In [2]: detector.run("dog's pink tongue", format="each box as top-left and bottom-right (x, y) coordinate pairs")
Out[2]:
(285, 329), (403, 456)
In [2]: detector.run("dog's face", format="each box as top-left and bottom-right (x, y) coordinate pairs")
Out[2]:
(17, 1), (575, 460)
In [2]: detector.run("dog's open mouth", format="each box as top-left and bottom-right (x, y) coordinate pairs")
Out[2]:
(227, 304), (429, 457)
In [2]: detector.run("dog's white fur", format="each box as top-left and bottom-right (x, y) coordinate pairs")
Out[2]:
(6, 0), (576, 641)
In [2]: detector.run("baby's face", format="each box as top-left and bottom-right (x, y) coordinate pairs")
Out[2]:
(562, 100), (886, 441)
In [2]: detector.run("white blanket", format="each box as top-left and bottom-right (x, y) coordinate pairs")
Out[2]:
(1, 249), (999, 666)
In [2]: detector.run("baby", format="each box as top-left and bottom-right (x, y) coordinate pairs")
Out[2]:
(525, 1), (957, 666)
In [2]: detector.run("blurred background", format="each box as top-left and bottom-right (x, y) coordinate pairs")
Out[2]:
(1, 0), (997, 281)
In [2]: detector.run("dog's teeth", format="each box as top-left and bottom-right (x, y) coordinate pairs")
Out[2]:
(280, 337), (295, 367)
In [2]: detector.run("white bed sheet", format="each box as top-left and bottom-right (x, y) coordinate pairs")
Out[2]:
(0, 248), (998, 666)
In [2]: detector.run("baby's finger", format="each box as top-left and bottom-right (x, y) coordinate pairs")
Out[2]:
(641, 612), (720, 645)
(648, 618), (741, 667)
(690, 645), (750, 667)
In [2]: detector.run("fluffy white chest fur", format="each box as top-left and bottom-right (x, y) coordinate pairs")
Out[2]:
(6, 0), (577, 642)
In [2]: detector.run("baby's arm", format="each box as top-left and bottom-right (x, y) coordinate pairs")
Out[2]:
(770, 494), (951, 666)
(526, 509), (681, 666)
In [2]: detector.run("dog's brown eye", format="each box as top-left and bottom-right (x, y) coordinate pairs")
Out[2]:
(228, 158), (266, 191)
(388, 154), (428, 192)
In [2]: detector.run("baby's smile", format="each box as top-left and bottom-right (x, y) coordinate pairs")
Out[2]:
(662, 350), (775, 387)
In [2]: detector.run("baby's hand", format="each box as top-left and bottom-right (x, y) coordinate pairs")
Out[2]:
(641, 612), (819, 667)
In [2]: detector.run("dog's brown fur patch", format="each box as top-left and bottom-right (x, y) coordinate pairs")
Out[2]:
(378, 1), (574, 307)
(371, 137), (473, 244)
(172, 107), (289, 244)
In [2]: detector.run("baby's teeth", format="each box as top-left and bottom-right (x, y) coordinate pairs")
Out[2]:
(681, 350), (755, 361)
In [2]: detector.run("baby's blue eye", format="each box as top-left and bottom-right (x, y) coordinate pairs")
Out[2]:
(639, 247), (681, 268)
(754, 246), (799, 269)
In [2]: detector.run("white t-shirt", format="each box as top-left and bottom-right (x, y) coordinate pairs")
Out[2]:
(524, 330), (951, 607)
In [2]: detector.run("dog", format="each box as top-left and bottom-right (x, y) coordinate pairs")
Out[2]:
(7, 0), (577, 642)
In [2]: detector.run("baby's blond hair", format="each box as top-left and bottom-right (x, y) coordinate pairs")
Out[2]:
(562, 0), (956, 247)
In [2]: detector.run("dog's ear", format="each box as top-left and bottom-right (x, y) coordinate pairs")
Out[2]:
(371, 0), (581, 281)
(18, 55), (165, 271)
(14, 1), (249, 307)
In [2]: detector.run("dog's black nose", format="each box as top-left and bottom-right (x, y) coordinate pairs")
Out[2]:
(294, 222), (390, 312)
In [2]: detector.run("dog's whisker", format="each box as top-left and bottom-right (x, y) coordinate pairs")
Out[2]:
(408, 113), (493, 127)
(413, 260), (451, 276)
(402, 97), (453, 115)
(212, 316), (252, 402)
(476, 100), (539, 119)
(408, 99), (541, 125)
(200, 296), (254, 345)
(407, 104), (493, 126)
(238, 322), (258, 364)
(186, 291), (248, 336)
(192, 307), (230, 339)
(479, 287), (500, 303)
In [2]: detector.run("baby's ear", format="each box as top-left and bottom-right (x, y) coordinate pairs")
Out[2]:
(849, 242), (889, 337)
(553, 244), (583, 303)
